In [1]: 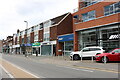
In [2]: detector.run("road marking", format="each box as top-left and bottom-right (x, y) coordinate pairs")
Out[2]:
(0, 64), (14, 78)
(73, 65), (119, 74)
(56, 65), (93, 72)
(2, 59), (45, 78)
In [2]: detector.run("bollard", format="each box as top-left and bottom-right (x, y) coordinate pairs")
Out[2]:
(81, 55), (82, 62)
(104, 56), (107, 64)
(58, 55), (59, 59)
(62, 53), (64, 59)
(72, 55), (74, 61)
(92, 56), (94, 62)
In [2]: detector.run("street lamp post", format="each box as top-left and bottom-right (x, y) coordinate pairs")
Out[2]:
(24, 21), (28, 57)
(24, 21), (28, 29)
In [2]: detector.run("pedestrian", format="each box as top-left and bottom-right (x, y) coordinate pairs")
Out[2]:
(25, 50), (28, 57)
(36, 50), (38, 56)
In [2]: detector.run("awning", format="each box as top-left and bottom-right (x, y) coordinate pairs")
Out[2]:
(109, 34), (120, 39)
(58, 34), (74, 42)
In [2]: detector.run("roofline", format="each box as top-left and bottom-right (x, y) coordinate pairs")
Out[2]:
(50, 12), (71, 27)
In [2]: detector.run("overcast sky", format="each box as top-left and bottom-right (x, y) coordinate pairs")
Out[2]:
(0, 0), (78, 40)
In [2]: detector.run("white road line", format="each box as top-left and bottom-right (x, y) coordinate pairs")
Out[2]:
(56, 65), (93, 72)
(0, 64), (14, 78)
(3, 59), (45, 78)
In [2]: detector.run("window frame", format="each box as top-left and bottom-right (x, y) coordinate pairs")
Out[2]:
(82, 10), (96, 22)
(104, 2), (120, 16)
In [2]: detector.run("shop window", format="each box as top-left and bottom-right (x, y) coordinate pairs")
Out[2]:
(104, 2), (120, 16)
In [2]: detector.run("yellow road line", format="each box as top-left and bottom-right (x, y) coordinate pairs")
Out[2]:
(73, 65), (119, 74)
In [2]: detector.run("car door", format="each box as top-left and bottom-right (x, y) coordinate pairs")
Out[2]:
(89, 48), (102, 56)
(113, 49), (120, 61)
(109, 49), (120, 61)
(81, 48), (91, 57)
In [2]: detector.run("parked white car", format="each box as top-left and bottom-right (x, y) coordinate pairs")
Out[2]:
(70, 46), (105, 60)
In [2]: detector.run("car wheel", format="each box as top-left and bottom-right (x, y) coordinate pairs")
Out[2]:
(73, 55), (79, 60)
(101, 57), (109, 63)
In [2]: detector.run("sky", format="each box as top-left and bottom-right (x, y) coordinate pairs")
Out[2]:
(0, 0), (78, 40)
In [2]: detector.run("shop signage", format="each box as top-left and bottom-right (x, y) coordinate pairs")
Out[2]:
(109, 34), (120, 39)
(32, 42), (40, 46)
(58, 34), (74, 42)
(12, 45), (20, 48)
(25, 43), (32, 47)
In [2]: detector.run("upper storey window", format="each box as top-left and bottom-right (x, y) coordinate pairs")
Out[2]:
(82, 10), (96, 22)
(104, 1), (120, 16)
(80, 0), (104, 8)
(43, 20), (51, 28)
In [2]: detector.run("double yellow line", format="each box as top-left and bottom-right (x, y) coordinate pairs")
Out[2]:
(73, 65), (119, 74)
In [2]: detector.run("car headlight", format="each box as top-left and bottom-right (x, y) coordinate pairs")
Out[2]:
(70, 53), (73, 55)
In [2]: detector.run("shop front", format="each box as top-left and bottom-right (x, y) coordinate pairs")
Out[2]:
(41, 41), (56, 56)
(12, 45), (20, 54)
(77, 23), (120, 52)
(20, 44), (26, 54)
(58, 34), (74, 56)
(25, 43), (32, 54)
(32, 42), (41, 56)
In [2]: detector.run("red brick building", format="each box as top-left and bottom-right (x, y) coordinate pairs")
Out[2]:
(0, 40), (3, 53)
(2, 36), (13, 54)
(14, 13), (73, 56)
(73, 0), (120, 52)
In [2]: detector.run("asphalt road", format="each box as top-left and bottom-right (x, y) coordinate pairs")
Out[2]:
(1, 54), (119, 79)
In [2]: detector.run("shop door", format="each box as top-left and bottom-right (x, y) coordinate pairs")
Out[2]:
(63, 41), (73, 56)
(41, 45), (52, 56)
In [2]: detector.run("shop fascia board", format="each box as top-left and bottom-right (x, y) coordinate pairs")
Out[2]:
(41, 40), (56, 45)
(12, 45), (20, 48)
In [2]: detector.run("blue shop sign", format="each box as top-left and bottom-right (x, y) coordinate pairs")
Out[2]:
(58, 34), (74, 42)
(25, 43), (32, 46)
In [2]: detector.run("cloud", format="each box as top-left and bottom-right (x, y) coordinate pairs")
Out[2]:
(0, 0), (78, 40)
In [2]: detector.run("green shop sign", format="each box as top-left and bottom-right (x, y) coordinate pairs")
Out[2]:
(32, 42), (40, 46)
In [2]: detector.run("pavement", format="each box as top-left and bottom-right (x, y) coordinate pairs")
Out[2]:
(0, 53), (40, 79)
